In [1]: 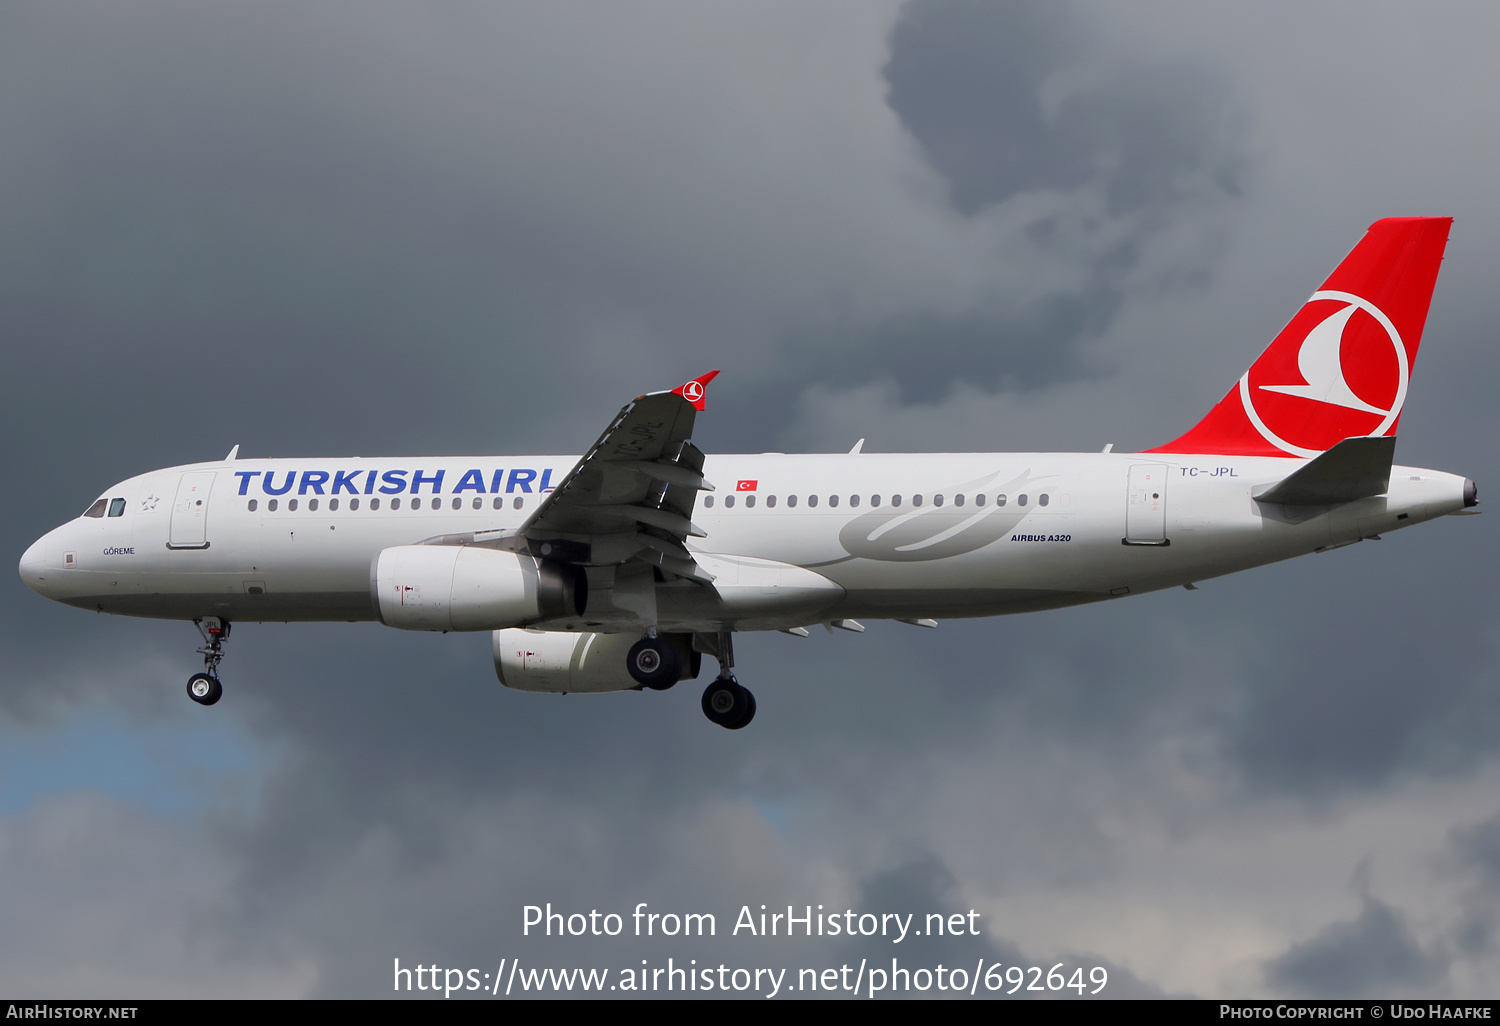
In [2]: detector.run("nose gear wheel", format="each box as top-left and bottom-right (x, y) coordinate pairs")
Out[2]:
(187, 617), (230, 706)
(187, 672), (222, 706)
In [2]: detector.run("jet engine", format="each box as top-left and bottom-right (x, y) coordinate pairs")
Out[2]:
(371, 545), (582, 631)
(494, 629), (699, 693)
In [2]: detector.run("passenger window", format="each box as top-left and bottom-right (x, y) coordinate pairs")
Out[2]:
(808, 495), (819, 508)
(953, 494), (964, 507)
(351, 498), (360, 510)
(828, 495), (838, 508)
(108, 498), (126, 517)
(392, 498), (402, 510)
(1039, 493), (1049, 507)
(975, 494), (985, 507)
(309, 498), (319, 511)
(452, 497), (461, 510)
(725, 495), (736, 508)
(288, 498), (299, 511)
(371, 498), (381, 510)
(913, 495), (923, 507)
(513, 497), (524, 510)
(849, 495), (860, 508)
(83, 499), (107, 518)
(871, 495), (881, 507)
(329, 498), (339, 511)
(996, 494), (1006, 506)
(704, 495), (715, 508)
(745, 495), (756, 508)
(766, 495), (777, 508)
(891, 495), (901, 507)
(787, 495), (798, 508)
(934, 494), (944, 507)
(268, 499), (279, 512)
(492, 497), (502, 510)
(1018, 494), (1028, 506)
(472, 498), (482, 510)
(247, 499), (258, 512)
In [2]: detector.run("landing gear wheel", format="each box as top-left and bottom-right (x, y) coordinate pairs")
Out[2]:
(701, 678), (755, 729)
(627, 637), (681, 690)
(187, 672), (222, 706)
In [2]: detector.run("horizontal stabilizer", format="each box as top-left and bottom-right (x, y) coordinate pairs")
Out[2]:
(1254, 436), (1395, 506)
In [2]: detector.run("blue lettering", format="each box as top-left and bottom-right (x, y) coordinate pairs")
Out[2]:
(332, 469), (363, 495)
(235, 470), (262, 495)
(299, 470), (329, 495)
(379, 470), (409, 494)
(507, 468), (537, 493)
(411, 469), (445, 494)
(489, 469), (507, 494)
(539, 468), (555, 492)
(364, 469), (377, 495)
(453, 469), (487, 494)
(262, 471), (295, 496)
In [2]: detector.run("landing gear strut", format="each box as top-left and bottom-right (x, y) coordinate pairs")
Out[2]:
(187, 617), (228, 706)
(700, 629), (755, 729)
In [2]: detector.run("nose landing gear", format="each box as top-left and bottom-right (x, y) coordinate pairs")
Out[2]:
(187, 617), (228, 706)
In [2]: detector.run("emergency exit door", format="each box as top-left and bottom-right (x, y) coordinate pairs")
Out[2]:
(1124, 464), (1168, 546)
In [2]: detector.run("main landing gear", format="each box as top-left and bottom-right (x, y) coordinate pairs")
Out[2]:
(699, 630), (755, 730)
(187, 616), (228, 706)
(628, 627), (757, 729)
(626, 630), (681, 691)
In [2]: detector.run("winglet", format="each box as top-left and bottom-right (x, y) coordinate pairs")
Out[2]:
(672, 370), (719, 411)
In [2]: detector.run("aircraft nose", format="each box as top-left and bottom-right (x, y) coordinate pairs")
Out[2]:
(19, 537), (48, 595)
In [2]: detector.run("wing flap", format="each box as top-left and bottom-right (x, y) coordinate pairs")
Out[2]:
(517, 376), (718, 581)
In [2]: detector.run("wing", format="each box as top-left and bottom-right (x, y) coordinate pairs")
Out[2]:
(516, 371), (720, 583)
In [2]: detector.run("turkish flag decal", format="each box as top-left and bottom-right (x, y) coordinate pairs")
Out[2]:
(736, 480), (758, 492)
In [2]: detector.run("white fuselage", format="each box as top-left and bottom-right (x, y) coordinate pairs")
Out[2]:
(19, 451), (1471, 632)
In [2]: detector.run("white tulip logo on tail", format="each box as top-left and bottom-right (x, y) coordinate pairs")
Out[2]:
(1238, 290), (1408, 458)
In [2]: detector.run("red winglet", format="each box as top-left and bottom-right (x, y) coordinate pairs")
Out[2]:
(672, 370), (719, 411)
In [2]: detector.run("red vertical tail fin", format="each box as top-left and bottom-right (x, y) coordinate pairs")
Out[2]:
(1146, 217), (1452, 457)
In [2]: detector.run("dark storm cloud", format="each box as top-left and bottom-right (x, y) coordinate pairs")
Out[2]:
(887, 0), (1244, 218)
(834, 856), (1167, 998)
(1436, 809), (1500, 956)
(1266, 889), (1447, 996)
(1213, 529), (1499, 798)
(800, 0), (1251, 403)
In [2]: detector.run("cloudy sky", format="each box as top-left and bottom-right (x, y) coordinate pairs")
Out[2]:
(3, 0), (1498, 999)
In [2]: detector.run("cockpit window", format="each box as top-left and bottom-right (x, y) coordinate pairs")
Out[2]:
(108, 498), (127, 517)
(83, 499), (107, 518)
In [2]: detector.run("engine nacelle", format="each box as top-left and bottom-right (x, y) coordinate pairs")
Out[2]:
(494, 629), (699, 693)
(372, 545), (581, 631)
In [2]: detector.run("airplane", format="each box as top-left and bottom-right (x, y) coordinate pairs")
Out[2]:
(18, 217), (1478, 729)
